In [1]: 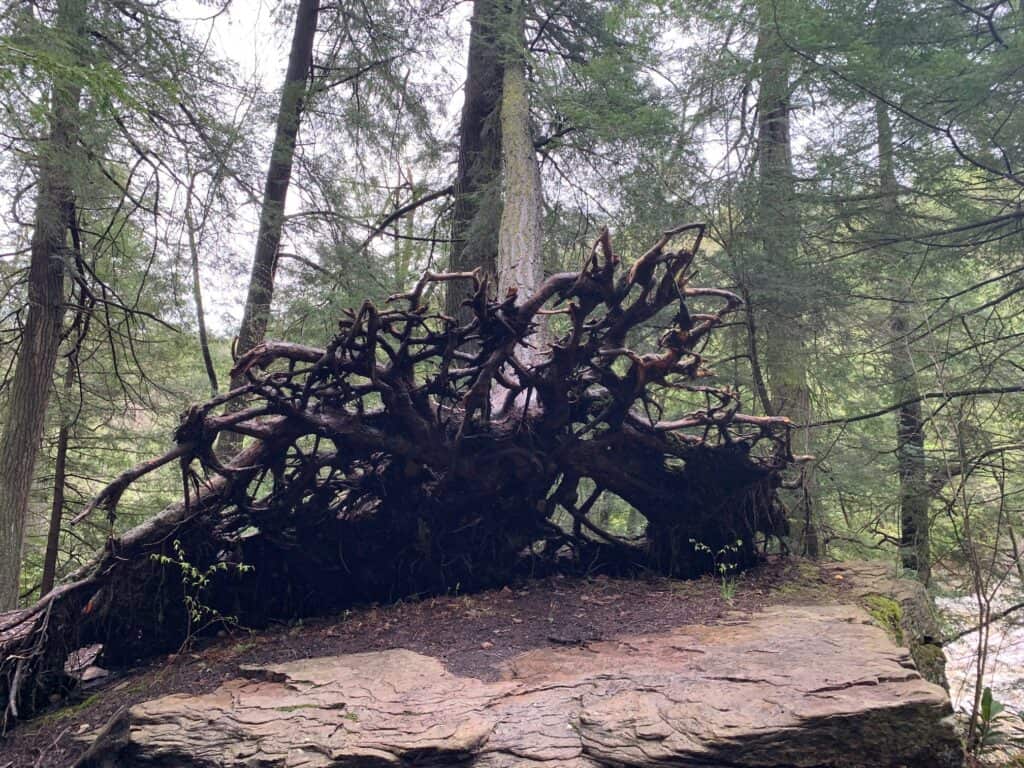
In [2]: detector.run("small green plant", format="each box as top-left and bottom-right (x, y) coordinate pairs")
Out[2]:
(972, 686), (1013, 755)
(151, 539), (253, 648)
(690, 538), (743, 604)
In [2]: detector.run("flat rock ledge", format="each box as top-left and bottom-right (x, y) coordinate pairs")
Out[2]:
(80, 604), (962, 768)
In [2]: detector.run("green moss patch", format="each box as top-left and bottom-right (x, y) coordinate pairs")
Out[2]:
(909, 641), (947, 686)
(864, 594), (904, 645)
(34, 692), (102, 727)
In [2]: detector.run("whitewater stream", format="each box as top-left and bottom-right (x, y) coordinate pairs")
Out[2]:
(940, 593), (1024, 714)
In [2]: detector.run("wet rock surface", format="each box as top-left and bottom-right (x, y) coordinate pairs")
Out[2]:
(80, 604), (962, 767)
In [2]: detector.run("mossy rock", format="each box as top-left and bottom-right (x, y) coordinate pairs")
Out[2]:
(865, 594), (904, 645)
(822, 561), (950, 689)
(862, 588), (948, 689)
(909, 640), (947, 687)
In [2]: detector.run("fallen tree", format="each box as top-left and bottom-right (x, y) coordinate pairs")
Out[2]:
(0, 225), (795, 723)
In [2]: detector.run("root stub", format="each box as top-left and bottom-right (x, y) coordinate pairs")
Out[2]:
(1, 224), (794, 722)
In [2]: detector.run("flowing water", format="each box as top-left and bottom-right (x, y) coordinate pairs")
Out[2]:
(940, 593), (1024, 714)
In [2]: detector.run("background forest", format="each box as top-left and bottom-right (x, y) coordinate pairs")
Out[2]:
(0, 0), (1022, 744)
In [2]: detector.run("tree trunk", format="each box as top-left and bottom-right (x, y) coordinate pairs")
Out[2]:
(0, 0), (85, 610)
(185, 181), (219, 398)
(497, 63), (544, 302)
(446, 0), (504, 324)
(392, 170), (418, 292)
(40, 358), (77, 597)
(876, 100), (930, 583)
(754, 0), (818, 557)
(220, 0), (319, 455)
(496, 13), (546, 368)
(40, 424), (69, 599)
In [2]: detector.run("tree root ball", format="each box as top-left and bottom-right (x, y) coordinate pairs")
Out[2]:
(1, 225), (797, 720)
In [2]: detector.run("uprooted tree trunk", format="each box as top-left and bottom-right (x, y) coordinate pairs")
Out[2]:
(0, 226), (794, 723)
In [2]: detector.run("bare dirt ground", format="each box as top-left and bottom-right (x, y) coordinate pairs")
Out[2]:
(0, 557), (840, 768)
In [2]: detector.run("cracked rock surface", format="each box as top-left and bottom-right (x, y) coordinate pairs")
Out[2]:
(80, 604), (962, 767)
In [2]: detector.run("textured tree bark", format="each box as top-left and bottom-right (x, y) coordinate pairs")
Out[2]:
(220, 0), (319, 455)
(876, 101), (930, 583)
(754, 0), (818, 557)
(496, 61), (543, 302)
(0, 0), (85, 610)
(496, 8), (547, 374)
(446, 0), (505, 324)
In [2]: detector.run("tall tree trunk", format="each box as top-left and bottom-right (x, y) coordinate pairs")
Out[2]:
(0, 0), (85, 610)
(493, 1), (546, 413)
(221, 0), (319, 455)
(446, 0), (504, 324)
(42, 197), (87, 599)
(876, 101), (930, 583)
(754, 0), (818, 557)
(496, 12), (546, 368)
(496, 61), (544, 302)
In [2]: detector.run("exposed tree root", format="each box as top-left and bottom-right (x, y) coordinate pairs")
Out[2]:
(1, 225), (794, 724)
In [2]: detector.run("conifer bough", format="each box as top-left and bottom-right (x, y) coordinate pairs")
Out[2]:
(0, 225), (795, 721)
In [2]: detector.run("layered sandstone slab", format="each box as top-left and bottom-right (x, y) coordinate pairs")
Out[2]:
(80, 604), (962, 767)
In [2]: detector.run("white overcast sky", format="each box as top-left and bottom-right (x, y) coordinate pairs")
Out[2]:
(172, 0), (289, 92)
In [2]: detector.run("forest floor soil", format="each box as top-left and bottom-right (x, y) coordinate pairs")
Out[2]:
(0, 557), (851, 768)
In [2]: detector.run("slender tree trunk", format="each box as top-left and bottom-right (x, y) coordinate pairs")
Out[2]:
(446, 0), (504, 323)
(185, 185), (219, 398)
(876, 101), (930, 583)
(40, 358), (77, 597)
(1008, 524), (1024, 584)
(754, 0), (818, 557)
(393, 172), (418, 292)
(0, 0), (85, 610)
(221, 0), (319, 455)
